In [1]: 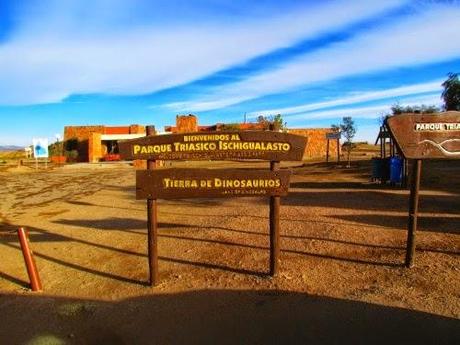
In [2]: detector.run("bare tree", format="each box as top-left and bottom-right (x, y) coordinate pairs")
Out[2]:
(332, 117), (356, 167)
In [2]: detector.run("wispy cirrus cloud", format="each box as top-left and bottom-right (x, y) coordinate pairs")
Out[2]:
(248, 80), (443, 117)
(0, 0), (408, 105)
(287, 94), (443, 123)
(167, 2), (460, 113)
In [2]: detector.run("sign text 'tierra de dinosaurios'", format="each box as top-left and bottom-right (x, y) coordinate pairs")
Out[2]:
(136, 168), (291, 199)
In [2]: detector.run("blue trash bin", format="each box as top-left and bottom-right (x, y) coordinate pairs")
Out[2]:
(389, 156), (403, 184)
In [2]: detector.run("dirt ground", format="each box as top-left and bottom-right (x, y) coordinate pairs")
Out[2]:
(0, 157), (459, 344)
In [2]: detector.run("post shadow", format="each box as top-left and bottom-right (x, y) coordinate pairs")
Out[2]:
(0, 270), (29, 288)
(332, 214), (460, 235)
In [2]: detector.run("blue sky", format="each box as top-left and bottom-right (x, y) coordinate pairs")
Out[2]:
(0, 0), (460, 146)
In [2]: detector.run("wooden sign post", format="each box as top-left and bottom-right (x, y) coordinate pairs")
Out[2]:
(120, 130), (307, 285)
(325, 132), (341, 163)
(386, 111), (460, 267)
(145, 126), (159, 285)
(269, 159), (281, 275)
(406, 159), (421, 267)
(268, 124), (280, 275)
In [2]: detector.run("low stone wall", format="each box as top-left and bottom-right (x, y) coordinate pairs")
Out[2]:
(289, 128), (340, 159)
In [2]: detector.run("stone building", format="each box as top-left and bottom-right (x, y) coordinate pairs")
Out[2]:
(164, 114), (265, 133)
(165, 115), (340, 159)
(63, 124), (145, 162)
(63, 115), (339, 162)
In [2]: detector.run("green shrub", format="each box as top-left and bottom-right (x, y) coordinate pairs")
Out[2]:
(65, 138), (78, 151)
(64, 150), (79, 162)
(48, 141), (64, 156)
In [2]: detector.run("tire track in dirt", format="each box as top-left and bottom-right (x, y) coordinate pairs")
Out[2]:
(0, 168), (134, 221)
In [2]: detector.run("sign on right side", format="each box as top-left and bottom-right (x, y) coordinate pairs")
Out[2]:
(386, 111), (460, 159)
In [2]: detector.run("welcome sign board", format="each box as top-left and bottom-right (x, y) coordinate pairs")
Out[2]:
(119, 131), (307, 161)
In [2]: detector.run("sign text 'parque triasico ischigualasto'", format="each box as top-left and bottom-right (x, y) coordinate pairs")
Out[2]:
(119, 131), (307, 161)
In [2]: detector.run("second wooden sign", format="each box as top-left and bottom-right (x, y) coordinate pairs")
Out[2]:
(136, 168), (291, 199)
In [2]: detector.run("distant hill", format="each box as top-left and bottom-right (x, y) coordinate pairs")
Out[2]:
(0, 145), (24, 152)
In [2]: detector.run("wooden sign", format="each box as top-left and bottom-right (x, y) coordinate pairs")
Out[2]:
(386, 112), (460, 159)
(136, 169), (291, 199)
(326, 132), (341, 140)
(386, 112), (460, 269)
(119, 131), (307, 161)
(123, 126), (308, 287)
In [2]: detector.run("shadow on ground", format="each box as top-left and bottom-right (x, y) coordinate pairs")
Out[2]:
(1, 215), (458, 289)
(1, 290), (459, 345)
(284, 189), (460, 214)
(53, 217), (186, 231)
(332, 214), (460, 235)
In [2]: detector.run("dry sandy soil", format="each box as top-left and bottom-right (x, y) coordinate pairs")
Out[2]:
(0, 158), (459, 344)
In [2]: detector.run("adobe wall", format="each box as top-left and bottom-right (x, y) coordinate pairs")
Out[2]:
(64, 124), (146, 162)
(64, 125), (105, 142)
(176, 115), (198, 132)
(289, 128), (340, 159)
(64, 126), (105, 162)
(88, 133), (102, 163)
(129, 124), (146, 134)
(105, 126), (131, 135)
